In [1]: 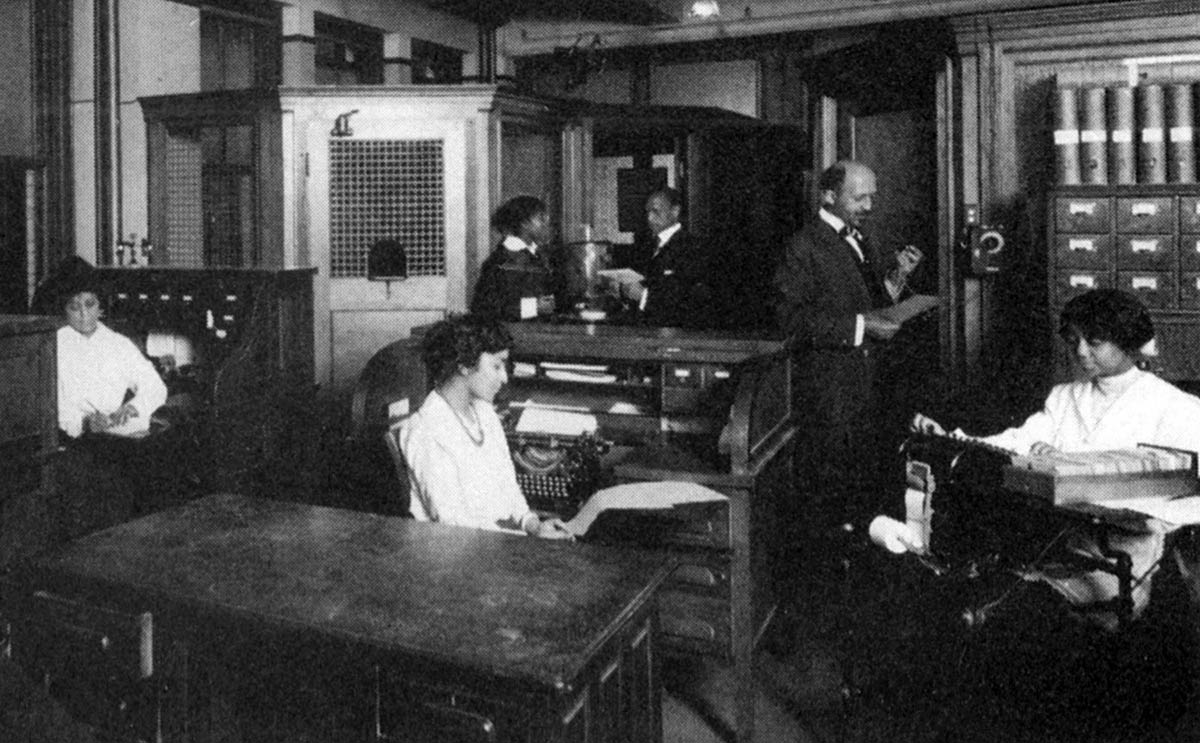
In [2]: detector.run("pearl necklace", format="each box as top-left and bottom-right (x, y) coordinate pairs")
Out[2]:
(449, 403), (485, 446)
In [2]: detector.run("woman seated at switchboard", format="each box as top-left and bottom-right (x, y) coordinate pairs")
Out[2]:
(912, 288), (1200, 624)
(31, 256), (173, 540)
(35, 256), (167, 439)
(397, 314), (573, 539)
(469, 196), (558, 321)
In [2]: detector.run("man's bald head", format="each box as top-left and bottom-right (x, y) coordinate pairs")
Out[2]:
(819, 160), (876, 230)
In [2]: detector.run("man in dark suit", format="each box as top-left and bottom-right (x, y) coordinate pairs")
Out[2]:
(625, 188), (714, 329)
(773, 160), (923, 594)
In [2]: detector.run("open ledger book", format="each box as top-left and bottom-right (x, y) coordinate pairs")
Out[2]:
(565, 481), (728, 538)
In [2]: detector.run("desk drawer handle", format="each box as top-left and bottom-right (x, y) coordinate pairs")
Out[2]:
(661, 617), (717, 642)
(672, 564), (722, 588)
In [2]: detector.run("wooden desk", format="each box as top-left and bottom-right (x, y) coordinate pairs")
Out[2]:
(5, 494), (671, 742)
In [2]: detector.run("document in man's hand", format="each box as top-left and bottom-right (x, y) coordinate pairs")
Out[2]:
(875, 294), (940, 326)
(597, 268), (645, 287)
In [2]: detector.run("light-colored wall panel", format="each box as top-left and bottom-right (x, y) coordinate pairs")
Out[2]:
(330, 309), (443, 393)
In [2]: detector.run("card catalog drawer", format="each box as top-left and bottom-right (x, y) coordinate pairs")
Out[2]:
(1055, 270), (1112, 304)
(1053, 234), (1113, 269)
(1055, 197), (1110, 233)
(1117, 271), (1175, 309)
(1181, 197), (1200, 233)
(1116, 197), (1174, 233)
(1179, 272), (1200, 309)
(1115, 235), (1175, 270)
(1180, 235), (1200, 270)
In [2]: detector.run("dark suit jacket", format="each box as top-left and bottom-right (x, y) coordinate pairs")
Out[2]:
(773, 219), (899, 427)
(469, 244), (557, 321)
(641, 228), (714, 329)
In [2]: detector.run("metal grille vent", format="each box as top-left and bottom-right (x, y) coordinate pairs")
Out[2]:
(329, 139), (445, 278)
(165, 135), (204, 267)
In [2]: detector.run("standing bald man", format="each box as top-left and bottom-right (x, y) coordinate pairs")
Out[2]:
(773, 160), (923, 600)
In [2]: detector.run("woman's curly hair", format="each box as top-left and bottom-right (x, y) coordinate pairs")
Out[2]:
(1058, 288), (1154, 354)
(420, 314), (513, 388)
(490, 196), (547, 237)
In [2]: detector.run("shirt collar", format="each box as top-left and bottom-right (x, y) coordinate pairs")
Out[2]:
(656, 222), (682, 247)
(819, 208), (847, 235)
(1093, 365), (1143, 397)
(502, 235), (536, 254)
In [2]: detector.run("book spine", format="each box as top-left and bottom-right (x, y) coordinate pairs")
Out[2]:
(1053, 87), (1082, 186)
(1168, 82), (1196, 184)
(1138, 84), (1167, 184)
(1080, 87), (1108, 185)
(1108, 86), (1137, 185)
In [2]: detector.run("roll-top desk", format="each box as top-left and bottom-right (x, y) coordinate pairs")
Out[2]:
(354, 320), (796, 743)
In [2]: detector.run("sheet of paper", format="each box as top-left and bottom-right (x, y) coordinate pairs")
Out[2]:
(1100, 495), (1200, 526)
(874, 293), (940, 326)
(514, 406), (598, 436)
(566, 480), (728, 537)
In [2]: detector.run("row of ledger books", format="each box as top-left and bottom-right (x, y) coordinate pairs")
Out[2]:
(1053, 83), (1197, 185)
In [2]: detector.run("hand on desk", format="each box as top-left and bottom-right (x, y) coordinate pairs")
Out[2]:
(1029, 441), (1060, 456)
(534, 517), (576, 541)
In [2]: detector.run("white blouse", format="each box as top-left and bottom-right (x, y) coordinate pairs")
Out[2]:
(981, 367), (1200, 617)
(398, 391), (532, 533)
(57, 322), (168, 438)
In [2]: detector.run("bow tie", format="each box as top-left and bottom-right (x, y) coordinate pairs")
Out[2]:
(839, 225), (865, 244)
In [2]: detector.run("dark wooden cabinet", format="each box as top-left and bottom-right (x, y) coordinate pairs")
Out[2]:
(5, 495), (669, 743)
(1049, 186), (1200, 382)
(91, 268), (316, 496)
(0, 315), (58, 570)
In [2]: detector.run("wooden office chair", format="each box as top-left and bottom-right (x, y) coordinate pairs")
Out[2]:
(382, 421), (415, 519)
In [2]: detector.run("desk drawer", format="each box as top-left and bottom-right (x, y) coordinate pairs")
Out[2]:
(659, 591), (730, 660)
(667, 559), (731, 600)
(378, 678), (502, 743)
(656, 501), (730, 550)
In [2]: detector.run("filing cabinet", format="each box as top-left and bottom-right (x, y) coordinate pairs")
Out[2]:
(1049, 186), (1200, 382)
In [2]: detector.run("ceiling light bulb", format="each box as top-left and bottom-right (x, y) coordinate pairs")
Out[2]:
(689, 0), (720, 19)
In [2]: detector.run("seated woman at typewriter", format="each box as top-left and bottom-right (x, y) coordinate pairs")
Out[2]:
(912, 288), (1200, 624)
(397, 315), (573, 539)
(470, 196), (558, 321)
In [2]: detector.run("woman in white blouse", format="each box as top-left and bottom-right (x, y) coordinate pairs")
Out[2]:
(43, 257), (167, 439)
(913, 289), (1200, 623)
(398, 315), (573, 539)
